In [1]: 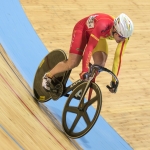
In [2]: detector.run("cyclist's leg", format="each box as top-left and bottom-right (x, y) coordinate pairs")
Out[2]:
(92, 38), (108, 67)
(46, 28), (86, 78)
(47, 53), (82, 78)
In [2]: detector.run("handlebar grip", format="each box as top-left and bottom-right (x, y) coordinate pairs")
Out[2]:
(106, 84), (118, 93)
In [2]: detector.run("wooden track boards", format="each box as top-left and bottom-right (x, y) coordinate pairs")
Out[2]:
(0, 45), (81, 150)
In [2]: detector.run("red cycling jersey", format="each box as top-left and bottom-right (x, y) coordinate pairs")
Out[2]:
(69, 13), (114, 72)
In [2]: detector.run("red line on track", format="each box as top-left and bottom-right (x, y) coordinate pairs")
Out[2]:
(0, 74), (67, 150)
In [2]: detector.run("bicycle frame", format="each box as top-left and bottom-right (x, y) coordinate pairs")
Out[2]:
(61, 67), (94, 100)
(62, 79), (84, 98)
(61, 65), (119, 100)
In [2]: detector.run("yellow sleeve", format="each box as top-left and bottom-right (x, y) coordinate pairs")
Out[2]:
(112, 38), (129, 81)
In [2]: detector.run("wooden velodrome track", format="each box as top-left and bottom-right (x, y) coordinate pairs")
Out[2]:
(1, 0), (150, 149)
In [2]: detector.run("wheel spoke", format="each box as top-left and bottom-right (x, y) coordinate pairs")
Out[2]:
(69, 114), (81, 133)
(65, 106), (79, 114)
(83, 111), (91, 125)
(84, 95), (98, 108)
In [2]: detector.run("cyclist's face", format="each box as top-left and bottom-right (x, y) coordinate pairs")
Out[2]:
(114, 33), (125, 43)
(113, 28), (125, 43)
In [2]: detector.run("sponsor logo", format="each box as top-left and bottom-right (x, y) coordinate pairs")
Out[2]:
(86, 15), (98, 29)
(101, 25), (111, 34)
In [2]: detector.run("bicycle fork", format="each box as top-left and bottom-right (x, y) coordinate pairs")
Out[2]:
(78, 79), (93, 110)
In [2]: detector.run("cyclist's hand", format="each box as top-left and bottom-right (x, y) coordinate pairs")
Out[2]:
(42, 73), (51, 92)
(79, 72), (90, 80)
(106, 81), (118, 93)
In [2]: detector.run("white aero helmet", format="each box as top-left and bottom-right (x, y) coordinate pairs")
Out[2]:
(114, 13), (134, 38)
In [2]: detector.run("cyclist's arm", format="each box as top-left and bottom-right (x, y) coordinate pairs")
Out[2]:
(112, 38), (129, 81)
(82, 34), (99, 72)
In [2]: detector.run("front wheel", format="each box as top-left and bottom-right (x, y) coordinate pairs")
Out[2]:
(62, 81), (102, 138)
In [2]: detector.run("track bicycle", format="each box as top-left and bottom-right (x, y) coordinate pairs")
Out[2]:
(33, 49), (119, 138)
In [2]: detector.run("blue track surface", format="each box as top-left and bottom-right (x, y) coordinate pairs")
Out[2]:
(0, 0), (132, 149)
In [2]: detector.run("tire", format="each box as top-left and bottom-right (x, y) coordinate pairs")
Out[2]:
(62, 81), (102, 138)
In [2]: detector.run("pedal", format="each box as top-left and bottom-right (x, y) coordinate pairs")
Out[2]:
(50, 82), (63, 100)
(55, 83), (62, 89)
(50, 83), (62, 93)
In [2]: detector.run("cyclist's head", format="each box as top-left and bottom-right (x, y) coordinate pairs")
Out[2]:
(114, 13), (134, 38)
